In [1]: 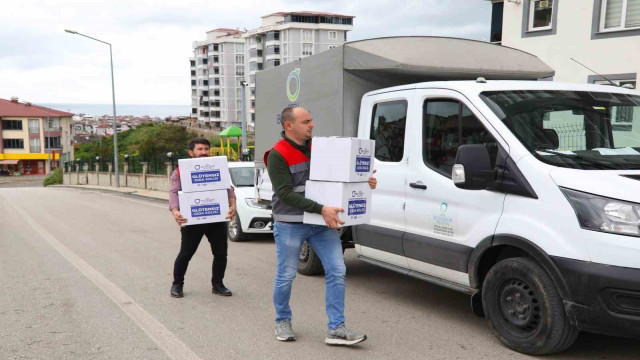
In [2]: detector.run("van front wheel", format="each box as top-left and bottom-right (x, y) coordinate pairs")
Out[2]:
(482, 257), (578, 355)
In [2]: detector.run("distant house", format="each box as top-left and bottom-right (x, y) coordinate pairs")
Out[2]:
(487, 0), (639, 88)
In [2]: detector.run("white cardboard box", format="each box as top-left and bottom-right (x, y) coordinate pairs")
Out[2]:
(303, 180), (372, 226)
(178, 190), (229, 226)
(178, 156), (230, 192)
(309, 137), (375, 183)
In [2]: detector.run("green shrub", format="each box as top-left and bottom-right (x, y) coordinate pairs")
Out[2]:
(43, 168), (63, 187)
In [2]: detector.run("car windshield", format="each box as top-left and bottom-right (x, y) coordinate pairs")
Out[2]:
(480, 90), (640, 170)
(229, 167), (254, 187)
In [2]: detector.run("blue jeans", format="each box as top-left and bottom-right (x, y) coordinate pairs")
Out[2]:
(273, 222), (346, 330)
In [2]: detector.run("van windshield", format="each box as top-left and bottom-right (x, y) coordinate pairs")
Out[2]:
(480, 90), (640, 170)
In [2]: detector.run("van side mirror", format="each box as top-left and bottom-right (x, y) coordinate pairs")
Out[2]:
(452, 145), (495, 190)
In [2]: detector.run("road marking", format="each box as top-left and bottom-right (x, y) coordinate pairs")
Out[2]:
(6, 199), (203, 360)
(102, 193), (169, 209)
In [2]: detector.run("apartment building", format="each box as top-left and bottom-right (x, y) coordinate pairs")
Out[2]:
(244, 12), (354, 123)
(190, 28), (247, 129)
(488, 0), (639, 88)
(190, 11), (354, 128)
(0, 97), (74, 175)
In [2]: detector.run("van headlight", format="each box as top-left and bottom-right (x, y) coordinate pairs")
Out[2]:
(245, 198), (271, 209)
(561, 187), (640, 237)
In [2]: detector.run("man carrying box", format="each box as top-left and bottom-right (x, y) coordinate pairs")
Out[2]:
(266, 107), (377, 345)
(169, 137), (237, 298)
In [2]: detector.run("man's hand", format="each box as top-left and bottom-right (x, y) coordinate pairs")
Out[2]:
(171, 208), (188, 226)
(226, 198), (237, 220)
(321, 206), (345, 229)
(368, 169), (377, 190)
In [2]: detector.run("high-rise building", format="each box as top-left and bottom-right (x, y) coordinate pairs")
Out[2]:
(190, 12), (354, 129)
(191, 28), (247, 129)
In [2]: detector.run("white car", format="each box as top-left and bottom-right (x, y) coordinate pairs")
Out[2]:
(227, 161), (273, 242)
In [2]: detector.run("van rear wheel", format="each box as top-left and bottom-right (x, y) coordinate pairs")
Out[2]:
(297, 241), (323, 275)
(482, 257), (578, 355)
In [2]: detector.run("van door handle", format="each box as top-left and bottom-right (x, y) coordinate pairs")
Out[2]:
(409, 182), (427, 190)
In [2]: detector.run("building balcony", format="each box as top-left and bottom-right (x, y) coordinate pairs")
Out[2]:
(201, 96), (209, 101)
(265, 39), (279, 47)
(197, 116), (209, 122)
(265, 54), (281, 61)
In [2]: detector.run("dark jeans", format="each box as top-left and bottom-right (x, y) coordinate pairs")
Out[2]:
(173, 222), (228, 286)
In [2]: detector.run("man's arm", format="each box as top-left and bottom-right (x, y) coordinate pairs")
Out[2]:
(169, 169), (187, 225)
(267, 150), (323, 214)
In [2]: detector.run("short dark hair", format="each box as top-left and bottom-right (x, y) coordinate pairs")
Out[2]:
(281, 107), (296, 129)
(188, 137), (210, 151)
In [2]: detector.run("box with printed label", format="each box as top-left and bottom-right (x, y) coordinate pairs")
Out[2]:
(309, 137), (375, 183)
(303, 180), (372, 226)
(178, 156), (230, 192)
(178, 190), (229, 226)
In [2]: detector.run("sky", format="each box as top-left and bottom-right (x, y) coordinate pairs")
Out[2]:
(0, 0), (492, 106)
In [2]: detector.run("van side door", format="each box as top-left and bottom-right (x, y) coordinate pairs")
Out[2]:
(354, 91), (413, 268)
(403, 89), (508, 286)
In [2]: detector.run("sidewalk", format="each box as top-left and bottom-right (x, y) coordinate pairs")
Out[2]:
(56, 184), (169, 201)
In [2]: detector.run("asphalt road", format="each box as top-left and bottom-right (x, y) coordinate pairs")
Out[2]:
(1, 186), (639, 360)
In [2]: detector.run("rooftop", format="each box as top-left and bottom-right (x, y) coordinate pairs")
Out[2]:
(0, 98), (74, 117)
(264, 11), (354, 18)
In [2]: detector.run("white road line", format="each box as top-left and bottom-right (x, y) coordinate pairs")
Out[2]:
(7, 199), (203, 360)
(102, 193), (169, 209)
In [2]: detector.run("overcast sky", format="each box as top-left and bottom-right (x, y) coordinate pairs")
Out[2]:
(0, 0), (492, 105)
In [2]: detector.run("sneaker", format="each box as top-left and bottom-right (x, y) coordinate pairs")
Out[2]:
(325, 324), (367, 346)
(275, 320), (296, 341)
(170, 284), (183, 298)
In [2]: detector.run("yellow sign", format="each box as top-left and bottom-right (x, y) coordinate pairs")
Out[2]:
(0, 153), (59, 160)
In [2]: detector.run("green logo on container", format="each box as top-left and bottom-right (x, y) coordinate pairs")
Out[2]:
(286, 68), (301, 102)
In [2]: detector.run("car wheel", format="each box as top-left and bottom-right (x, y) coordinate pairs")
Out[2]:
(297, 240), (323, 276)
(228, 215), (248, 242)
(482, 257), (579, 355)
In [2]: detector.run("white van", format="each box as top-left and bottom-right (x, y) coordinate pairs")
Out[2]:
(253, 37), (640, 354)
(352, 80), (640, 354)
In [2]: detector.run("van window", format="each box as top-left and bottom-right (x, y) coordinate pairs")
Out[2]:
(424, 100), (498, 177)
(370, 100), (407, 162)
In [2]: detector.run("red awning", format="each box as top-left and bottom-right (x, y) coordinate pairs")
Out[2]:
(0, 160), (19, 165)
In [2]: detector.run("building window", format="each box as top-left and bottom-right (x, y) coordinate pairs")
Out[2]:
(282, 30), (287, 42)
(589, 73), (637, 88)
(302, 44), (313, 56)
(214, 78), (220, 85)
(2, 120), (23, 130)
(328, 45), (337, 49)
(213, 44), (219, 52)
(3, 138), (24, 149)
(303, 29), (313, 42)
(28, 119), (39, 133)
(235, 43), (244, 53)
(45, 137), (60, 149)
(236, 55), (244, 64)
(601, 0), (640, 31)
(529, 0), (554, 31)
(274, 60), (280, 66)
(192, 108), (197, 114)
(236, 66), (245, 76)
(328, 31), (337, 40)
(213, 55), (219, 63)
(190, 60), (196, 67)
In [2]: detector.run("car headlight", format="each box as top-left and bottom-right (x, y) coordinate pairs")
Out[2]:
(245, 198), (271, 209)
(561, 187), (640, 237)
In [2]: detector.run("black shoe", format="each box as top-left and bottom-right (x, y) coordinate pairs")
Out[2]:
(212, 283), (232, 296)
(171, 284), (184, 298)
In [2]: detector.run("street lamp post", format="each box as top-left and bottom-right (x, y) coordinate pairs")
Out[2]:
(65, 29), (119, 187)
(239, 80), (248, 161)
(167, 152), (174, 172)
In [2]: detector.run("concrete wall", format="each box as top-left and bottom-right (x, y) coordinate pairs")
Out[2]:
(62, 162), (171, 192)
(146, 175), (168, 192)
